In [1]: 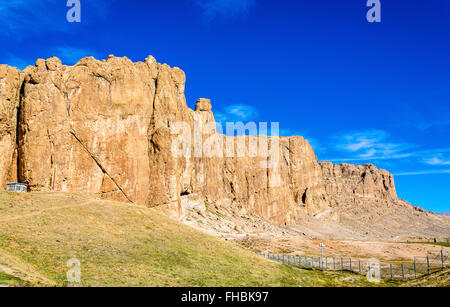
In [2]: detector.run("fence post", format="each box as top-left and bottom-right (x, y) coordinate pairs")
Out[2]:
(427, 256), (431, 275)
(333, 257), (336, 270)
(341, 257), (343, 270)
(441, 249), (445, 270)
(359, 260), (361, 274)
(350, 258), (352, 272)
(402, 264), (405, 281)
(390, 264), (393, 279)
(379, 262), (382, 279)
(414, 258), (417, 279)
(326, 257), (328, 271)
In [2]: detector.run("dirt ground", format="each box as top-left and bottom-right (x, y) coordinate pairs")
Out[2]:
(232, 235), (450, 263)
(180, 198), (450, 263)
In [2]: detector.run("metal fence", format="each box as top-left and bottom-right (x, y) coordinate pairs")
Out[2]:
(257, 249), (448, 281)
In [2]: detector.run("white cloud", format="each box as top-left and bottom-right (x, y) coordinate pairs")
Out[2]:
(333, 130), (414, 159)
(195, 0), (256, 20)
(215, 104), (259, 123)
(423, 156), (450, 166)
(325, 130), (450, 174)
(395, 170), (450, 176)
(225, 105), (258, 121)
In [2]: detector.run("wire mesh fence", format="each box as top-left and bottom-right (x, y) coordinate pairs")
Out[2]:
(257, 249), (448, 281)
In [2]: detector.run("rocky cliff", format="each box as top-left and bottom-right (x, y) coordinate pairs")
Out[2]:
(0, 65), (21, 188)
(320, 162), (399, 209)
(0, 56), (446, 233)
(0, 56), (328, 225)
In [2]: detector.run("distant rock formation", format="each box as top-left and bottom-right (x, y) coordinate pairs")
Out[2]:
(0, 56), (448, 232)
(320, 162), (399, 209)
(440, 212), (450, 217)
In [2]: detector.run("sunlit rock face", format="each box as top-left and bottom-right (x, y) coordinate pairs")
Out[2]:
(320, 162), (399, 209)
(0, 65), (21, 187)
(0, 56), (409, 226)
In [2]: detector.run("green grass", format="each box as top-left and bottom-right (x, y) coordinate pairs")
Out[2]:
(406, 242), (450, 248)
(401, 268), (450, 287)
(0, 192), (401, 287)
(0, 271), (30, 287)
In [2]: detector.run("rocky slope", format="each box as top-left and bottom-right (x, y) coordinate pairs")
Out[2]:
(302, 162), (450, 240)
(0, 56), (448, 239)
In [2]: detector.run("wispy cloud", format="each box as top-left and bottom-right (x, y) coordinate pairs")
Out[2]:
(423, 155), (450, 166)
(395, 170), (450, 176)
(324, 129), (450, 181)
(215, 104), (259, 123)
(331, 130), (414, 160)
(195, 0), (256, 20)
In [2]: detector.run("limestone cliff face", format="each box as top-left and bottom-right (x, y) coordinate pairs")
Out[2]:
(1, 56), (425, 227)
(0, 56), (327, 225)
(0, 65), (21, 187)
(320, 162), (400, 209)
(17, 56), (159, 204)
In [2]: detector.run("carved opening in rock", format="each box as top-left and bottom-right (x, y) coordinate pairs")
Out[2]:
(180, 191), (190, 197)
(302, 190), (307, 205)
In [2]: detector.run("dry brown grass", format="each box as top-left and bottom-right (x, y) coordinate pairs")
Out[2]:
(0, 192), (402, 287)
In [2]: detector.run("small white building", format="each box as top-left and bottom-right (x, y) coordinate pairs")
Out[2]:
(6, 183), (28, 193)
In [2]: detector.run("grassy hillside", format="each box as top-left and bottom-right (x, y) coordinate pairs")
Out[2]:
(0, 192), (398, 287)
(402, 268), (450, 287)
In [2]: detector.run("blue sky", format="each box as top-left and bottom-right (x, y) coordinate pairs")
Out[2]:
(1, 0), (449, 213)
